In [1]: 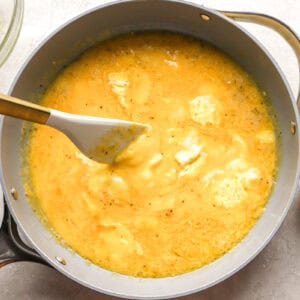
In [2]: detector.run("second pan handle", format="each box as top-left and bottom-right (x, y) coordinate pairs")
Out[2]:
(0, 204), (44, 267)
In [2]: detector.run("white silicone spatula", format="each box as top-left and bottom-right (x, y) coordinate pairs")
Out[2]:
(0, 93), (148, 163)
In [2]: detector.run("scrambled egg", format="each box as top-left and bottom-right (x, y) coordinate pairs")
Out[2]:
(24, 32), (277, 278)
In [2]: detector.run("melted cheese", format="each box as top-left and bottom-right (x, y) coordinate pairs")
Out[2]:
(189, 95), (221, 125)
(23, 32), (277, 278)
(108, 72), (129, 108)
(256, 130), (276, 144)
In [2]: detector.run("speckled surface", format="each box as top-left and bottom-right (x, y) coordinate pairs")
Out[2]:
(0, 0), (300, 299)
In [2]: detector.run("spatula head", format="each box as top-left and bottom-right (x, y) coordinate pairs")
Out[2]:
(46, 109), (148, 164)
(87, 124), (147, 163)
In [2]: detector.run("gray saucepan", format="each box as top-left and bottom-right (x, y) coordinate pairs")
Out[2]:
(0, 0), (300, 299)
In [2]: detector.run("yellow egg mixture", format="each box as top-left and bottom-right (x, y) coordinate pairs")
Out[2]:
(23, 32), (277, 277)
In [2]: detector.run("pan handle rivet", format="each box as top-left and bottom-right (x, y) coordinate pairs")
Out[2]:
(55, 256), (66, 265)
(290, 121), (296, 135)
(200, 14), (211, 21)
(10, 187), (18, 200)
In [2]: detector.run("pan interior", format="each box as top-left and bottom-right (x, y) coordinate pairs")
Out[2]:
(22, 31), (278, 278)
(0, 0), (299, 299)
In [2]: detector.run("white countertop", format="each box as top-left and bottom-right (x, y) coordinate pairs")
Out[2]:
(0, 0), (300, 299)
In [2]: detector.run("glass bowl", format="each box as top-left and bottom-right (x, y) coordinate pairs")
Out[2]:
(0, 0), (24, 66)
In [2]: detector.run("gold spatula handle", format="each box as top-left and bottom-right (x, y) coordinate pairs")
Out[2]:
(0, 93), (50, 124)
